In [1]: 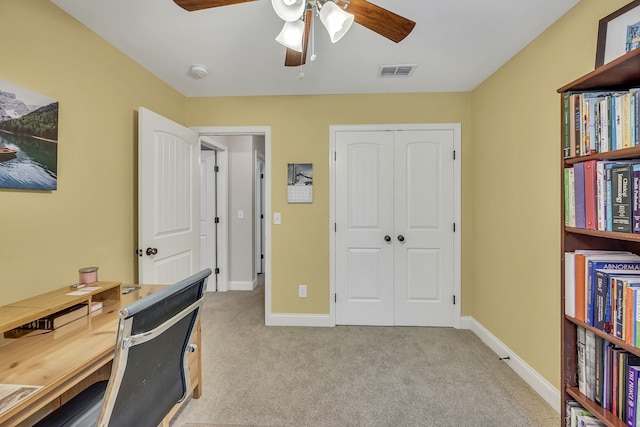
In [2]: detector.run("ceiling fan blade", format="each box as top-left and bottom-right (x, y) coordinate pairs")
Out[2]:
(173, 0), (257, 12)
(284, 10), (312, 67)
(342, 0), (415, 43)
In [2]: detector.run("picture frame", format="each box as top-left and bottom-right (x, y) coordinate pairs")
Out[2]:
(287, 163), (313, 203)
(595, 0), (640, 67)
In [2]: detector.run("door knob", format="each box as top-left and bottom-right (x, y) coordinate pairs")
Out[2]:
(397, 235), (405, 242)
(384, 235), (391, 242)
(146, 247), (158, 256)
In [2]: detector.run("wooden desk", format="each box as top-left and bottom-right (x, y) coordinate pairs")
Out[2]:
(0, 284), (202, 426)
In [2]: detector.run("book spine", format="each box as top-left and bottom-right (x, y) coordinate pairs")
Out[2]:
(612, 164), (632, 233)
(594, 270), (608, 330)
(623, 93), (632, 148)
(607, 164), (614, 231)
(575, 163), (586, 229)
(634, 164), (640, 233)
(585, 160), (597, 230)
(616, 278), (625, 338)
(597, 162), (606, 230)
(578, 326), (587, 395)
(601, 97), (610, 153)
(564, 92), (571, 158)
(586, 330), (596, 401)
(628, 366), (640, 426)
(566, 252), (576, 318)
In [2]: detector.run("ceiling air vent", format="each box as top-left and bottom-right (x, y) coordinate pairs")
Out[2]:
(378, 64), (417, 78)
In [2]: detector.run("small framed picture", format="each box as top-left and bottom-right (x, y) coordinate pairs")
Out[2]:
(287, 163), (312, 203)
(595, 0), (640, 67)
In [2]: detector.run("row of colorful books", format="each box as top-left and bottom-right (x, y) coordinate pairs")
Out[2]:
(565, 251), (640, 342)
(565, 400), (604, 426)
(564, 160), (640, 233)
(576, 326), (640, 426)
(563, 89), (640, 159)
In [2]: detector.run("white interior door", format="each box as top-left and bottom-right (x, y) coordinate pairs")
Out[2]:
(393, 130), (454, 326)
(200, 149), (217, 291)
(335, 128), (455, 326)
(138, 107), (200, 284)
(335, 131), (395, 325)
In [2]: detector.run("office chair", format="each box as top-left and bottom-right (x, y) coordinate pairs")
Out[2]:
(35, 268), (212, 427)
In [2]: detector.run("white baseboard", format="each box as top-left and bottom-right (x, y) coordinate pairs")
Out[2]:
(460, 316), (560, 413)
(228, 279), (257, 291)
(267, 313), (333, 327)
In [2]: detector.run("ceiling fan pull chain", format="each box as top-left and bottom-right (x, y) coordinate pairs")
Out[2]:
(310, 2), (317, 61)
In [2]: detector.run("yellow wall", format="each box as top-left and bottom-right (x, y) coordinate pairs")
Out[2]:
(0, 0), (186, 304)
(2, 0), (632, 393)
(470, 0), (630, 389)
(186, 94), (473, 313)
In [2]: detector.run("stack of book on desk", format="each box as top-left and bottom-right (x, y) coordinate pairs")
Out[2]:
(20, 303), (89, 331)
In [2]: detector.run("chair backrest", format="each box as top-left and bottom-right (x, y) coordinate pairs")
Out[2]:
(98, 268), (211, 427)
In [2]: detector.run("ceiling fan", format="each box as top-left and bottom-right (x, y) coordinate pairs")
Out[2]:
(172, 0), (416, 67)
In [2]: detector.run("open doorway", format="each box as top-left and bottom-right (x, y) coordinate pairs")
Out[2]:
(194, 127), (271, 324)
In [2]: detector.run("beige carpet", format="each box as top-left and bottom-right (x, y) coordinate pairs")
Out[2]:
(172, 283), (559, 427)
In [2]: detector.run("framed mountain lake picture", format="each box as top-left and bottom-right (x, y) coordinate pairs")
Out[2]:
(0, 80), (58, 190)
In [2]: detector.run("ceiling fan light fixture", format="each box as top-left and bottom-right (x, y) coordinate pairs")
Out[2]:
(271, 0), (305, 22)
(275, 19), (305, 52)
(318, 1), (354, 43)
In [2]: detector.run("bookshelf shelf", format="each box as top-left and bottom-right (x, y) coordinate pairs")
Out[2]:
(566, 388), (627, 427)
(560, 48), (640, 426)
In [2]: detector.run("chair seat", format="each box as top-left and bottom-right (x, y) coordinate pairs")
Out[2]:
(35, 380), (108, 427)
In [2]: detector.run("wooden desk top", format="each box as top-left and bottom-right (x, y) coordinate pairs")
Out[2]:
(0, 284), (167, 425)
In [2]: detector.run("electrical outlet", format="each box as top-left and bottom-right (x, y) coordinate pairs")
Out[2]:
(298, 284), (307, 298)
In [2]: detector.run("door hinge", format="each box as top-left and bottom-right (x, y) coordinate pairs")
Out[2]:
(453, 222), (456, 232)
(214, 165), (219, 172)
(453, 295), (456, 305)
(453, 150), (456, 160)
(261, 254), (264, 259)
(214, 268), (220, 274)
(334, 152), (337, 161)
(335, 294), (337, 303)
(261, 173), (264, 179)
(261, 214), (264, 219)
(214, 217), (220, 224)
(334, 223), (337, 232)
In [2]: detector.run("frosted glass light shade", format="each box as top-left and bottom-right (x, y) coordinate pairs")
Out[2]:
(275, 20), (305, 52)
(272, 0), (305, 22)
(319, 1), (354, 43)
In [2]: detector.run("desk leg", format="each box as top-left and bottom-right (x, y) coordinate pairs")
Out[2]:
(193, 321), (202, 399)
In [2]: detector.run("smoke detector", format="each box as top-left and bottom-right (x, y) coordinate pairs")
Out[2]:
(189, 64), (209, 78)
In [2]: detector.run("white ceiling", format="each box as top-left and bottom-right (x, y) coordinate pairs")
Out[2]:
(50, 0), (580, 97)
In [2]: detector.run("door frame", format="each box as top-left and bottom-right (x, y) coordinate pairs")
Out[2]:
(329, 124), (462, 328)
(200, 136), (229, 292)
(192, 126), (272, 323)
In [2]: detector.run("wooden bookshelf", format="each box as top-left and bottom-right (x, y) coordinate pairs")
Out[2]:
(560, 48), (640, 426)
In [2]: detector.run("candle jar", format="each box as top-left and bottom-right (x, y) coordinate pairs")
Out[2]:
(79, 267), (98, 284)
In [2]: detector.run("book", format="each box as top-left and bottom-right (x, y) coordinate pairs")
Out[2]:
(577, 326), (587, 395)
(584, 160), (598, 230)
(596, 161), (609, 230)
(634, 163), (640, 233)
(628, 365), (640, 426)
(586, 329), (596, 401)
(574, 162), (586, 229)
(566, 252), (576, 317)
(611, 163), (634, 232)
